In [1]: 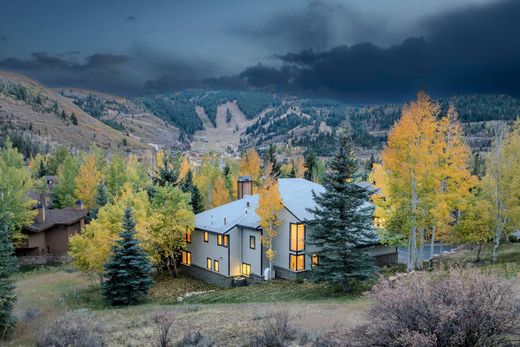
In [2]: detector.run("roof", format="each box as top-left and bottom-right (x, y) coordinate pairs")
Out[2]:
(24, 207), (88, 233)
(195, 178), (325, 234)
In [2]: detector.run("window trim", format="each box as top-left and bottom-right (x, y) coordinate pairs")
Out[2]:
(207, 257), (212, 270)
(204, 231), (209, 243)
(217, 234), (223, 246)
(289, 223), (305, 252)
(311, 254), (319, 268)
(183, 232), (191, 244)
(214, 260), (219, 272)
(289, 253), (305, 272)
(241, 262), (251, 276)
(249, 235), (256, 249)
(223, 234), (229, 248)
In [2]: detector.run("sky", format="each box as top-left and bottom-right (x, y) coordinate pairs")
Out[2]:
(0, 0), (519, 102)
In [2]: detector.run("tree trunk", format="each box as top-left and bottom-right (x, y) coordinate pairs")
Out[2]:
(430, 226), (436, 261)
(408, 178), (418, 272)
(171, 257), (179, 277)
(342, 277), (350, 292)
(476, 242), (483, 263)
(416, 228), (424, 270)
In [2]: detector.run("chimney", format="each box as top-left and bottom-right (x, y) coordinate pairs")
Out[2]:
(36, 201), (46, 224)
(237, 176), (253, 199)
(75, 200), (85, 211)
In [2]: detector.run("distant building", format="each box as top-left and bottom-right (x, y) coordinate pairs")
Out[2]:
(16, 199), (87, 264)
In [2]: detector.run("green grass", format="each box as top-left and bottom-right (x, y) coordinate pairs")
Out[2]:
(182, 279), (363, 305)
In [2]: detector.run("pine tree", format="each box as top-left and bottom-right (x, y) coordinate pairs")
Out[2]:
(0, 226), (18, 339)
(304, 150), (317, 181)
(102, 206), (153, 306)
(37, 159), (47, 178)
(308, 136), (376, 292)
(90, 181), (108, 220)
(181, 170), (204, 214)
(264, 144), (281, 177)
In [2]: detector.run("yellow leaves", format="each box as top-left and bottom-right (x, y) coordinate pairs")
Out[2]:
(239, 148), (261, 189)
(74, 154), (101, 209)
(210, 176), (230, 208)
(179, 157), (191, 181)
(265, 248), (277, 262)
(256, 178), (284, 239)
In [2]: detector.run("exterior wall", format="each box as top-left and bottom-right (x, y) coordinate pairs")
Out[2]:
(45, 222), (82, 256)
(25, 232), (46, 255)
(181, 264), (233, 288)
(271, 208), (300, 271)
(240, 227), (262, 277)
(17, 255), (71, 266)
(228, 227), (242, 276)
(187, 229), (230, 277)
(367, 245), (399, 266)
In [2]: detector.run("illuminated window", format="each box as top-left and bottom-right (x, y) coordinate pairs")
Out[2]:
(217, 234), (223, 246)
(181, 251), (191, 265)
(289, 254), (305, 271)
(182, 232), (191, 244)
(223, 235), (229, 248)
(204, 231), (209, 242)
(207, 257), (212, 270)
(242, 263), (251, 276)
(311, 254), (319, 267)
(249, 236), (256, 249)
(290, 223), (305, 252)
(214, 260), (219, 272)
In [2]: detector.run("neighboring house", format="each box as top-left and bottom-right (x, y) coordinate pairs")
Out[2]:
(16, 199), (87, 264)
(182, 177), (397, 287)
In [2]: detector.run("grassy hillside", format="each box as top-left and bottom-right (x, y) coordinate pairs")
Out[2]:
(0, 71), (150, 156)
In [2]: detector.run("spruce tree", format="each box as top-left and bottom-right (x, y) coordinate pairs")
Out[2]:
(37, 159), (47, 178)
(102, 206), (153, 306)
(90, 181), (108, 220)
(181, 170), (204, 214)
(308, 136), (376, 292)
(0, 226), (18, 338)
(304, 150), (317, 181)
(264, 144), (281, 177)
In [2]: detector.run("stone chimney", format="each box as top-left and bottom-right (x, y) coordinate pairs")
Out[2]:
(36, 201), (46, 224)
(237, 176), (253, 199)
(75, 200), (85, 211)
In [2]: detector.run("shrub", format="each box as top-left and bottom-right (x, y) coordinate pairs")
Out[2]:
(37, 313), (106, 347)
(357, 269), (520, 347)
(175, 329), (213, 347)
(249, 311), (297, 347)
(153, 312), (174, 347)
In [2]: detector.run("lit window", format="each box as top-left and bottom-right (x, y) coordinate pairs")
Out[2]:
(181, 251), (191, 265)
(214, 260), (219, 272)
(182, 232), (191, 244)
(311, 254), (319, 267)
(207, 257), (212, 270)
(217, 234), (223, 246)
(242, 263), (251, 276)
(204, 231), (209, 242)
(289, 254), (305, 271)
(249, 236), (256, 249)
(223, 235), (229, 247)
(290, 223), (305, 252)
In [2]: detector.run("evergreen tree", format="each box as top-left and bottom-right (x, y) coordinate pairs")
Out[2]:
(308, 136), (376, 292)
(264, 144), (281, 177)
(102, 206), (153, 306)
(90, 181), (108, 220)
(37, 159), (47, 178)
(303, 150), (317, 181)
(153, 151), (180, 187)
(0, 226), (18, 339)
(288, 165), (297, 178)
(181, 170), (204, 214)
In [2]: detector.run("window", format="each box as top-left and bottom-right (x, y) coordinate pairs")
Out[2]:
(182, 232), (191, 244)
(204, 231), (209, 242)
(289, 254), (305, 271)
(181, 251), (191, 265)
(311, 254), (319, 267)
(242, 263), (251, 276)
(223, 235), (229, 247)
(249, 235), (256, 249)
(207, 257), (212, 270)
(217, 234), (223, 246)
(290, 223), (305, 252)
(214, 260), (219, 272)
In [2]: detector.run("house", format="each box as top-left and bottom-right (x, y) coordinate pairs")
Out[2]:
(181, 177), (397, 287)
(16, 199), (87, 265)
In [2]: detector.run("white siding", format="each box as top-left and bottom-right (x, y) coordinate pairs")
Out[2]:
(240, 228), (262, 276)
(187, 229), (229, 276)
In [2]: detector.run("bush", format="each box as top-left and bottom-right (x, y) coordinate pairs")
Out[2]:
(37, 313), (106, 347)
(175, 329), (213, 347)
(153, 312), (174, 347)
(249, 311), (297, 347)
(355, 269), (520, 347)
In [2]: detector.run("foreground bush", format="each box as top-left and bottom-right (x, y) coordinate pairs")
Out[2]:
(359, 269), (520, 347)
(37, 313), (105, 347)
(250, 311), (297, 347)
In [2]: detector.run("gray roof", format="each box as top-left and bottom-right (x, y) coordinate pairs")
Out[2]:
(195, 178), (325, 233)
(24, 207), (87, 233)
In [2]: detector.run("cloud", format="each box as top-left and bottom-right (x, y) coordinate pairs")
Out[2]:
(237, 0), (520, 102)
(126, 16), (136, 23)
(0, 36), (7, 41)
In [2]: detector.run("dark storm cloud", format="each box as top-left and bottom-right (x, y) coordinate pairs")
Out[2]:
(126, 16), (136, 22)
(0, 36), (7, 41)
(0, 52), (131, 73)
(238, 0), (520, 102)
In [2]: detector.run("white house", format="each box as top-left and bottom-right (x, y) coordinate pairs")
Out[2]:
(181, 177), (397, 287)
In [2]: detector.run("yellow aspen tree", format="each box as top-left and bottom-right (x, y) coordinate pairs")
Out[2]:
(75, 155), (102, 209)
(256, 178), (284, 279)
(294, 157), (306, 178)
(375, 92), (440, 272)
(239, 148), (262, 190)
(210, 175), (230, 208)
(179, 157), (191, 181)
